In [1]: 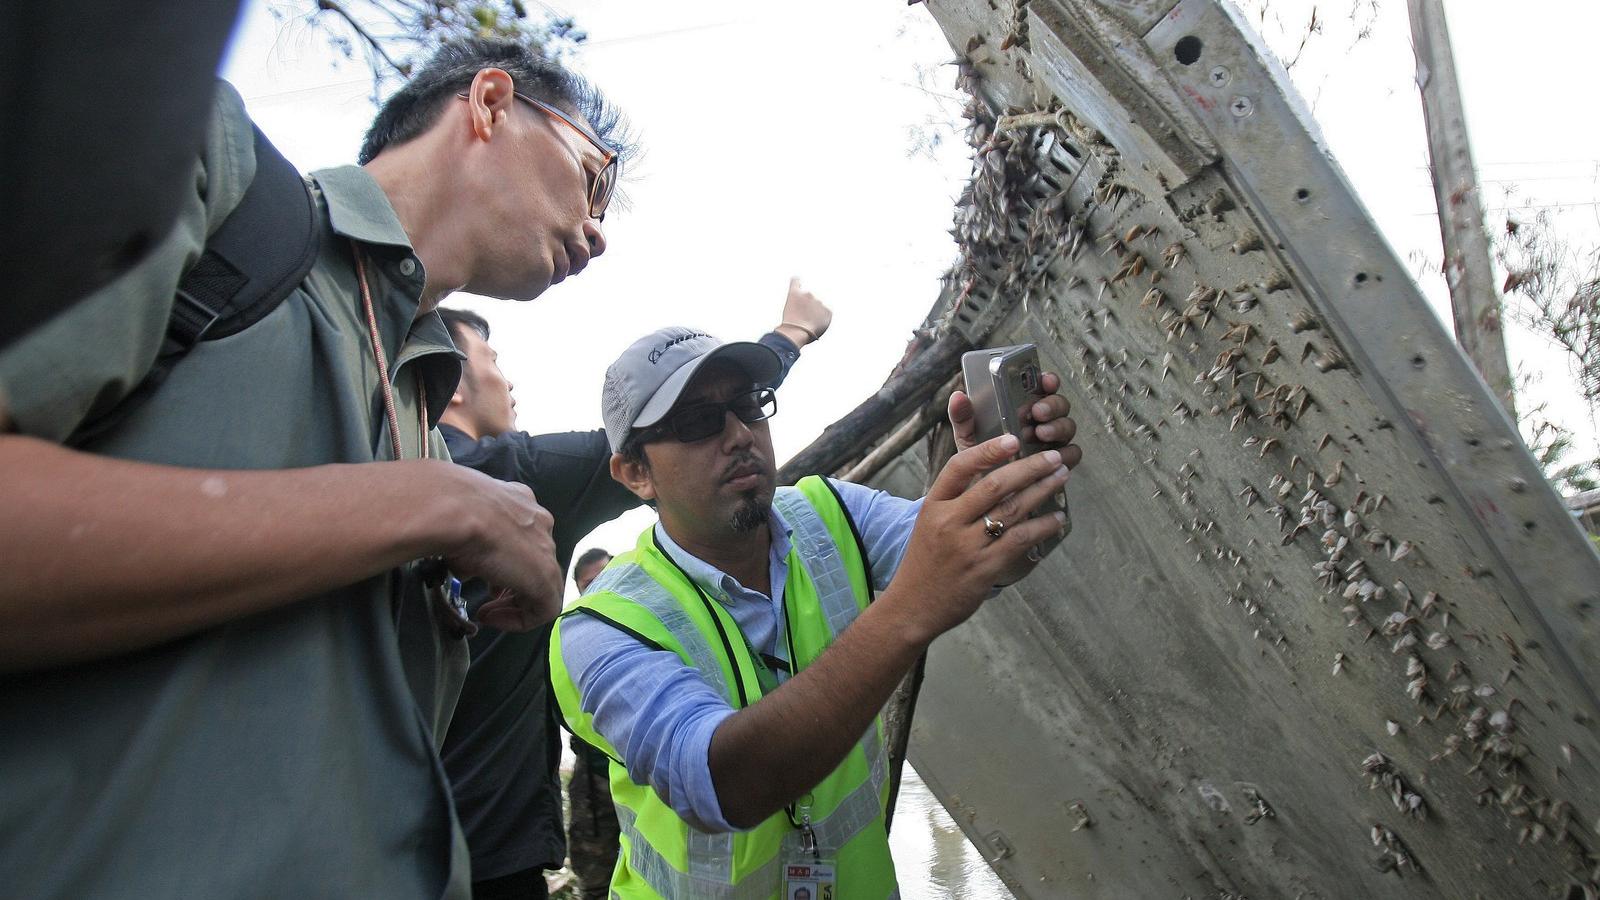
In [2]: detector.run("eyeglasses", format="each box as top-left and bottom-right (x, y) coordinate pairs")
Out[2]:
(641, 388), (778, 444)
(457, 91), (619, 220)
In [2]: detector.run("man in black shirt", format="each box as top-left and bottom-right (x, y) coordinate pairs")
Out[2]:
(436, 283), (830, 899)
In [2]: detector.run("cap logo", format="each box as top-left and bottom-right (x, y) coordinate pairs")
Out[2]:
(647, 332), (711, 364)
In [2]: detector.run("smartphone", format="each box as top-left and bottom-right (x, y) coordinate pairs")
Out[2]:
(961, 344), (1072, 559)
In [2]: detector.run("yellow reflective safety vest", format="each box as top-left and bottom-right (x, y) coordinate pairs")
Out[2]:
(550, 476), (898, 899)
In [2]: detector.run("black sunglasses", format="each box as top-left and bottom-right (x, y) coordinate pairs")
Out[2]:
(642, 388), (778, 444)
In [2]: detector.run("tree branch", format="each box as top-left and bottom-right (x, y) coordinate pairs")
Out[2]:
(317, 0), (410, 76)
(777, 331), (971, 484)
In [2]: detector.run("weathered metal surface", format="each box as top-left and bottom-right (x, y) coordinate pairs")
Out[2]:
(849, 0), (1600, 895)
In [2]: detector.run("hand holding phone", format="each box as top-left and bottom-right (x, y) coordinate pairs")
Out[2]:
(960, 344), (1073, 560)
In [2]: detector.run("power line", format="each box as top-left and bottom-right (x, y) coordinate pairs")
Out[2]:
(581, 19), (743, 49)
(1415, 159), (1600, 170)
(1479, 174), (1600, 185)
(1411, 199), (1600, 216)
(243, 78), (371, 104)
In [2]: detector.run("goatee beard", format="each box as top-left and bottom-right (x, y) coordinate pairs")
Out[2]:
(729, 491), (770, 533)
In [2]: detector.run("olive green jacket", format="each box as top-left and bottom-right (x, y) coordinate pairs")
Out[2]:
(0, 82), (471, 898)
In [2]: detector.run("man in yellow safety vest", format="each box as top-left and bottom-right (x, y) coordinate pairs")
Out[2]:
(551, 327), (1082, 898)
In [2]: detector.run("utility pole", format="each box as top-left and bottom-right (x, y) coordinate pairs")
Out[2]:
(1407, 0), (1517, 419)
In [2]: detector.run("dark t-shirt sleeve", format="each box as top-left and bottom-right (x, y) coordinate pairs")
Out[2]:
(443, 332), (799, 563)
(758, 331), (800, 389)
(442, 426), (639, 570)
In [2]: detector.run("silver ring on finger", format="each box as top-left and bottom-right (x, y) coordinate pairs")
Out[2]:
(983, 515), (1006, 539)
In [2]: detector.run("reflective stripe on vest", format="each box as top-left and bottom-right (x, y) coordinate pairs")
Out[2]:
(614, 803), (777, 900)
(609, 726), (889, 899)
(771, 487), (862, 641)
(585, 560), (736, 703)
(771, 485), (891, 859)
(812, 726), (889, 852)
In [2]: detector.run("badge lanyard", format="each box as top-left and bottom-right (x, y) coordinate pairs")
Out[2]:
(654, 539), (824, 857)
(653, 540), (839, 897)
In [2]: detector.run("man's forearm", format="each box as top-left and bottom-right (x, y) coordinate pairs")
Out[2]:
(0, 435), (469, 673)
(707, 590), (931, 828)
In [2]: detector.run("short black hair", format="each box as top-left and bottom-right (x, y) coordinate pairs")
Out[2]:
(618, 433), (653, 472)
(438, 306), (490, 346)
(359, 37), (635, 166)
(574, 547), (612, 579)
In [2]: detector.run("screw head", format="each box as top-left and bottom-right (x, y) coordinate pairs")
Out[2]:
(1209, 65), (1231, 87)
(1230, 96), (1254, 118)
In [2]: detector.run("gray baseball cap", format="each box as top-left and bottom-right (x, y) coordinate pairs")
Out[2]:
(602, 326), (783, 452)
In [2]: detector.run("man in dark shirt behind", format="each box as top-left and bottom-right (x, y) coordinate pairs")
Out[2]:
(436, 283), (830, 899)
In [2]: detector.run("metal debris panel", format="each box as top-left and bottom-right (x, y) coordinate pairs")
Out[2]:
(860, 0), (1600, 896)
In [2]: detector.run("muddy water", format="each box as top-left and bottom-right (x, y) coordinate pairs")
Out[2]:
(890, 767), (1014, 899)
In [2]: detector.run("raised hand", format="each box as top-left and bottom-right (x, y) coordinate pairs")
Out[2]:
(777, 276), (833, 346)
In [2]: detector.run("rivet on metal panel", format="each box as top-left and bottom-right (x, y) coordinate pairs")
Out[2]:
(985, 830), (1015, 860)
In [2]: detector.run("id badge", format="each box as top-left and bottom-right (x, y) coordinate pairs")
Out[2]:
(429, 574), (478, 638)
(781, 859), (837, 900)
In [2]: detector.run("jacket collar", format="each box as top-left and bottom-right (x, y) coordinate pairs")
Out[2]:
(308, 166), (459, 427)
(308, 165), (414, 249)
(402, 312), (463, 429)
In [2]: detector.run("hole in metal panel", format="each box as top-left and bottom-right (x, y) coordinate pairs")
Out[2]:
(1175, 35), (1203, 66)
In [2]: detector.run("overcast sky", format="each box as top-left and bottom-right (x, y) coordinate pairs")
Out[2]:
(222, 0), (1600, 565)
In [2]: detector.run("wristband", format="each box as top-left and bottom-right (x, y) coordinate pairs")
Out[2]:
(780, 322), (819, 343)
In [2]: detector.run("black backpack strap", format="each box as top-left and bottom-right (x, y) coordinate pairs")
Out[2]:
(68, 123), (319, 447)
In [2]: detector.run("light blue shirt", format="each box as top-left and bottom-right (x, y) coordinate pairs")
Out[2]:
(558, 478), (922, 832)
